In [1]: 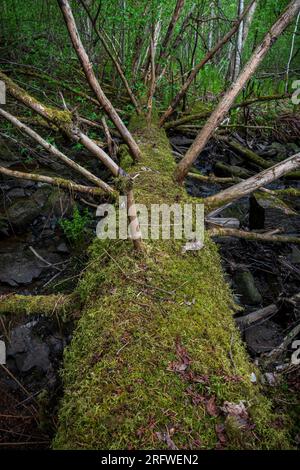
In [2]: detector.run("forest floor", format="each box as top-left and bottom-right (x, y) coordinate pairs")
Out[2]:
(0, 105), (300, 448)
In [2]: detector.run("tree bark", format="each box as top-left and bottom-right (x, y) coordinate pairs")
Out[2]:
(57, 0), (141, 161)
(285, 10), (300, 91)
(204, 151), (300, 209)
(209, 227), (300, 244)
(159, 0), (256, 127)
(233, 0), (245, 81)
(174, 0), (300, 183)
(0, 166), (115, 197)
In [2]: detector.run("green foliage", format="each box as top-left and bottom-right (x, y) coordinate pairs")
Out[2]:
(59, 205), (91, 247)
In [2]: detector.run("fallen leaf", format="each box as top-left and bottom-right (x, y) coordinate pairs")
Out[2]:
(186, 386), (206, 405)
(206, 396), (219, 417)
(167, 337), (191, 374)
(215, 424), (227, 448)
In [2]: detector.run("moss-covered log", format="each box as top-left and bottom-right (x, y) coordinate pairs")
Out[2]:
(220, 137), (300, 179)
(0, 294), (74, 317)
(53, 117), (290, 450)
(209, 227), (300, 244)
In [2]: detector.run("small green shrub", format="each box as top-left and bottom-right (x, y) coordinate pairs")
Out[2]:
(59, 205), (91, 247)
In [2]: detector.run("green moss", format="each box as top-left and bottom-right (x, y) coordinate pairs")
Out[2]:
(118, 144), (134, 171)
(53, 118), (290, 450)
(255, 190), (296, 214)
(0, 294), (75, 320)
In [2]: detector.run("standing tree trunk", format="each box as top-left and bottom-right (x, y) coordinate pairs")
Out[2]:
(242, 0), (257, 45)
(57, 0), (141, 161)
(233, 0), (245, 81)
(175, 0), (300, 184)
(159, 0), (256, 126)
(285, 9), (300, 91)
(78, 0), (141, 114)
(155, 0), (185, 77)
(207, 2), (215, 51)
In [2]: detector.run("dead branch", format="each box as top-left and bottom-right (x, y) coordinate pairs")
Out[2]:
(57, 0), (141, 161)
(164, 93), (292, 130)
(78, 0), (141, 114)
(0, 166), (115, 197)
(188, 172), (241, 184)
(208, 227), (300, 244)
(156, 0), (186, 78)
(101, 116), (117, 159)
(0, 107), (112, 193)
(204, 151), (300, 209)
(237, 304), (278, 327)
(263, 322), (300, 364)
(0, 71), (123, 177)
(236, 293), (300, 327)
(159, 0), (256, 126)
(147, 34), (156, 121)
(127, 189), (143, 252)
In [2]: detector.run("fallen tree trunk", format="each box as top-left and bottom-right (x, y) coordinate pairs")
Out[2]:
(53, 116), (289, 450)
(219, 137), (300, 179)
(174, 0), (300, 183)
(164, 93), (292, 130)
(57, 0), (141, 161)
(204, 151), (300, 209)
(0, 166), (114, 197)
(188, 171), (241, 184)
(0, 294), (74, 317)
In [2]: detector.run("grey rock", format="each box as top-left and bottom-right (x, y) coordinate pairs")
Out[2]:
(0, 252), (43, 286)
(245, 320), (283, 355)
(6, 198), (41, 229)
(6, 188), (26, 198)
(7, 324), (51, 374)
(290, 246), (300, 264)
(56, 242), (69, 253)
(269, 142), (287, 161)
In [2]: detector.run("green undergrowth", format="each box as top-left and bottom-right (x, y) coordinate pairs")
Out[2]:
(53, 115), (291, 450)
